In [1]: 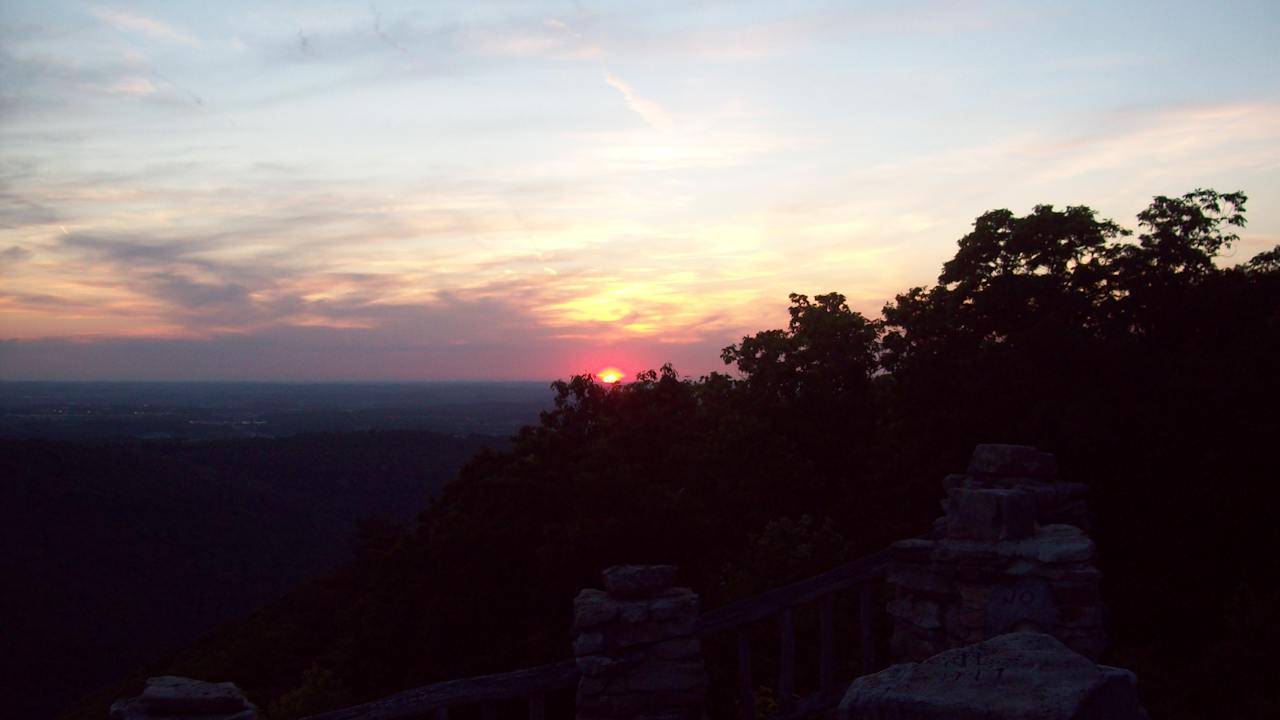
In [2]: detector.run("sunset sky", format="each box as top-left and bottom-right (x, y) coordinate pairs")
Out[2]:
(2, 0), (1278, 380)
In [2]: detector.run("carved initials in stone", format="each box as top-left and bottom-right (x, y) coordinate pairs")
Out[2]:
(985, 576), (1059, 636)
(1001, 588), (1037, 605)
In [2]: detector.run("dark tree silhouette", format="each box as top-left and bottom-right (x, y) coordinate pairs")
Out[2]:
(55, 190), (1279, 720)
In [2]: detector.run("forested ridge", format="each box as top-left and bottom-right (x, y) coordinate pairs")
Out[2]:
(1, 431), (499, 719)
(70, 190), (1280, 720)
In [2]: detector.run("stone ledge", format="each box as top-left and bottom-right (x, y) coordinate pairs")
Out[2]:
(966, 444), (1058, 478)
(111, 677), (256, 720)
(602, 565), (678, 598)
(840, 632), (1147, 720)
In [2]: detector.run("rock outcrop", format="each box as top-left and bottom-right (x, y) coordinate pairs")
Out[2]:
(888, 444), (1106, 662)
(839, 632), (1148, 719)
(572, 565), (707, 720)
(110, 676), (257, 720)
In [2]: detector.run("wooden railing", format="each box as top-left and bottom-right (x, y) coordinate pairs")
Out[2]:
(302, 549), (890, 720)
(698, 549), (889, 719)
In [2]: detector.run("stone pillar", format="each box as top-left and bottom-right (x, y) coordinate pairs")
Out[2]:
(572, 565), (708, 720)
(886, 445), (1107, 663)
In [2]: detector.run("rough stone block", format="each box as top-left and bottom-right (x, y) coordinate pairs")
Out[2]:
(953, 564), (1011, 585)
(577, 676), (608, 702)
(112, 701), (256, 720)
(890, 538), (936, 563)
(985, 576), (1060, 636)
(1043, 499), (1092, 532)
(945, 604), (987, 645)
(1003, 558), (1038, 576)
(648, 589), (698, 620)
(956, 583), (993, 609)
(575, 589), (618, 629)
(639, 637), (701, 661)
(577, 654), (637, 677)
(603, 565), (678, 598)
(840, 632), (1147, 720)
(967, 444), (1058, 478)
(888, 596), (943, 630)
(942, 473), (972, 492)
(887, 563), (954, 595)
(111, 677), (256, 720)
(933, 539), (1009, 567)
(929, 515), (948, 537)
(1033, 562), (1100, 582)
(889, 626), (945, 662)
(574, 631), (608, 656)
(947, 487), (1037, 541)
(619, 601), (649, 624)
(139, 676), (250, 714)
(615, 616), (697, 648)
(1009, 479), (1059, 510)
(945, 603), (985, 630)
(1035, 525), (1095, 564)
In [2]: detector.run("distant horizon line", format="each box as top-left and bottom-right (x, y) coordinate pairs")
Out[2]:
(0, 378), (561, 385)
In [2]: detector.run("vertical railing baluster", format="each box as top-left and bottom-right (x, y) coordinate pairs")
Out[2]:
(819, 592), (835, 691)
(737, 627), (753, 720)
(528, 692), (546, 720)
(778, 608), (796, 712)
(480, 701), (498, 720)
(860, 582), (878, 674)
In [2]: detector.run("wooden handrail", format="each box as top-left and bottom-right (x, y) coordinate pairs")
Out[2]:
(301, 659), (579, 720)
(697, 549), (889, 636)
(303, 549), (891, 720)
(698, 550), (891, 720)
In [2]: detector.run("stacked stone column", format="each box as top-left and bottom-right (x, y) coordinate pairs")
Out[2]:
(572, 565), (708, 720)
(887, 444), (1107, 663)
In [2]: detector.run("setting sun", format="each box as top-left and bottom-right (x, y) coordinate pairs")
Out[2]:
(596, 367), (625, 384)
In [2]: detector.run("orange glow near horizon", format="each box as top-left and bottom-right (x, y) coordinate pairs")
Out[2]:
(596, 367), (625, 384)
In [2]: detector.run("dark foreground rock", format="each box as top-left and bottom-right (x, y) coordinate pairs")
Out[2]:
(111, 676), (257, 720)
(839, 633), (1147, 720)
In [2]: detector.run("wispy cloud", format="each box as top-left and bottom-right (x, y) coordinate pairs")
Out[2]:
(859, 102), (1280, 185)
(604, 73), (673, 132)
(1, 245), (32, 263)
(593, 1), (1032, 62)
(1029, 103), (1280, 182)
(0, 167), (778, 349)
(101, 76), (162, 97)
(460, 16), (603, 59)
(580, 130), (783, 172)
(88, 7), (200, 46)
